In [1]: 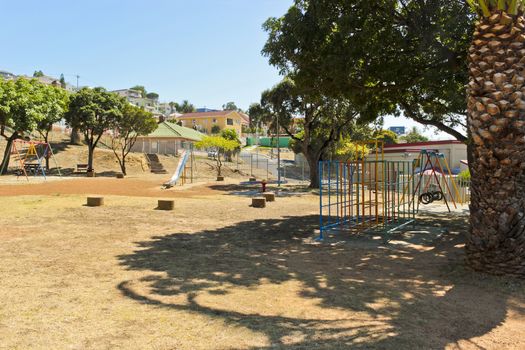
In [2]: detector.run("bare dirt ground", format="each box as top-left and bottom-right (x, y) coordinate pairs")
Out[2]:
(0, 177), (524, 349)
(0, 135), (524, 349)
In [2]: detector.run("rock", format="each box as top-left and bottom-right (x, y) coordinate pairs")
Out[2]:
(511, 42), (524, 50)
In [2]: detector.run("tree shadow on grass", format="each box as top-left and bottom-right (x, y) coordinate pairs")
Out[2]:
(117, 213), (524, 349)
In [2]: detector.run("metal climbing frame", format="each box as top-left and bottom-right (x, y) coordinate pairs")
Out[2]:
(318, 159), (416, 240)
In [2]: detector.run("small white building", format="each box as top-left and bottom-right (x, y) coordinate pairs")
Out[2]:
(374, 140), (467, 174)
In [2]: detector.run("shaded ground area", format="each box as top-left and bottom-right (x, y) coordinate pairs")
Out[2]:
(0, 189), (524, 349)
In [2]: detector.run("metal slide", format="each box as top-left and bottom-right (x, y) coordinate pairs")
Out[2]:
(163, 150), (189, 188)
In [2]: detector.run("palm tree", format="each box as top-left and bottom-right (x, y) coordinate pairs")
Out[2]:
(466, 0), (525, 276)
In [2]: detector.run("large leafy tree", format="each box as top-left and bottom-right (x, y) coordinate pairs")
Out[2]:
(262, 0), (474, 142)
(222, 102), (239, 111)
(177, 100), (196, 113)
(65, 87), (124, 173)
(130, 85), (146, 98)
(0, 78), (48, 174)
(35, 84), (70, 170)
(465, 0), (525, 276)
(400, 127), (429, 143)
(195, 135), (239, 177)
(253, 79), (362, 188)
(111, 104), (157, 175)
(220, 128), (242, 162)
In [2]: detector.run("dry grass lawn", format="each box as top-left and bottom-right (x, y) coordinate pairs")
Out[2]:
(0, 180), (524, 349)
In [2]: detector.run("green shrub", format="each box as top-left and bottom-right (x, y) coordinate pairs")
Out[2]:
(458, 169), (470, 185)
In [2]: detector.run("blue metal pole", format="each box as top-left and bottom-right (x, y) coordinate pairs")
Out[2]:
(319, 160), (323, 240)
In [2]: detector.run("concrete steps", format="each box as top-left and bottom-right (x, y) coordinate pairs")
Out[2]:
(145, 153), (168, 174)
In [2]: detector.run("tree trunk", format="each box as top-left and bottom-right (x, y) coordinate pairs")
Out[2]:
(70, 127), (81, 145)
(44, 131), (50, 171)
(0, 132), (18, 175)
(306, 152), (320, 189)
(216, 155), (222, 177)
(87, 145), (95, 172)
(466, 11), (525, 276)
(120, 155), (127, 175)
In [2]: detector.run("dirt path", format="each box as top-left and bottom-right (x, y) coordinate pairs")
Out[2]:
(0, 177), (223, 198)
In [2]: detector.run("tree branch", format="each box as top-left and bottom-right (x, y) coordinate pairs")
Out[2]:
(400, 102), (467, 142)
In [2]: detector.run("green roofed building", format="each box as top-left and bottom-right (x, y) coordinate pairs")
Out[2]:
(131, 121), (204, 155)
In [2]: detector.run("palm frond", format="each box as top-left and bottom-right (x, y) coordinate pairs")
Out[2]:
(467, 0), (525, 16)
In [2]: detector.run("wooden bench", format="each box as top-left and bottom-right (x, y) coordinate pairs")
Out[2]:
(24, 163), (41, 175)
(76, 164), (89, 173)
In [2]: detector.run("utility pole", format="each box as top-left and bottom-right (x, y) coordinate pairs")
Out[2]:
(75, 75), (80, 90)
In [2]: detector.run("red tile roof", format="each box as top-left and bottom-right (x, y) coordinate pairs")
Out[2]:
(179, 111), (232, 118)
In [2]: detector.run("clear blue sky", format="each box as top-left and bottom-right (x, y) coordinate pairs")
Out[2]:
(1, 0), (460, 139)
(1, 0), (293, 110)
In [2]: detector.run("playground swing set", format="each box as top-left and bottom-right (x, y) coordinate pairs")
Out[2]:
(318, 142), (466, 240)
(0, 139), (61, 181)
(406, 149), (463, 213)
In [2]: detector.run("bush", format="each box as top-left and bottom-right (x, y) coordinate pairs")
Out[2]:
(458, 169), (470, 186)
(211, 125), (221, 134)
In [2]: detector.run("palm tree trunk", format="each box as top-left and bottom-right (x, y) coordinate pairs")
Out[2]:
(467, 11), (525, 276)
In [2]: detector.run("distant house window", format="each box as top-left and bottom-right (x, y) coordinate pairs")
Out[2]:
(226, 118), (233, 126)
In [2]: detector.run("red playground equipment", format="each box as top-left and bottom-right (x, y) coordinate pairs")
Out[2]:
(0, 139), (61, 180)
(410, 150), (462, 212)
